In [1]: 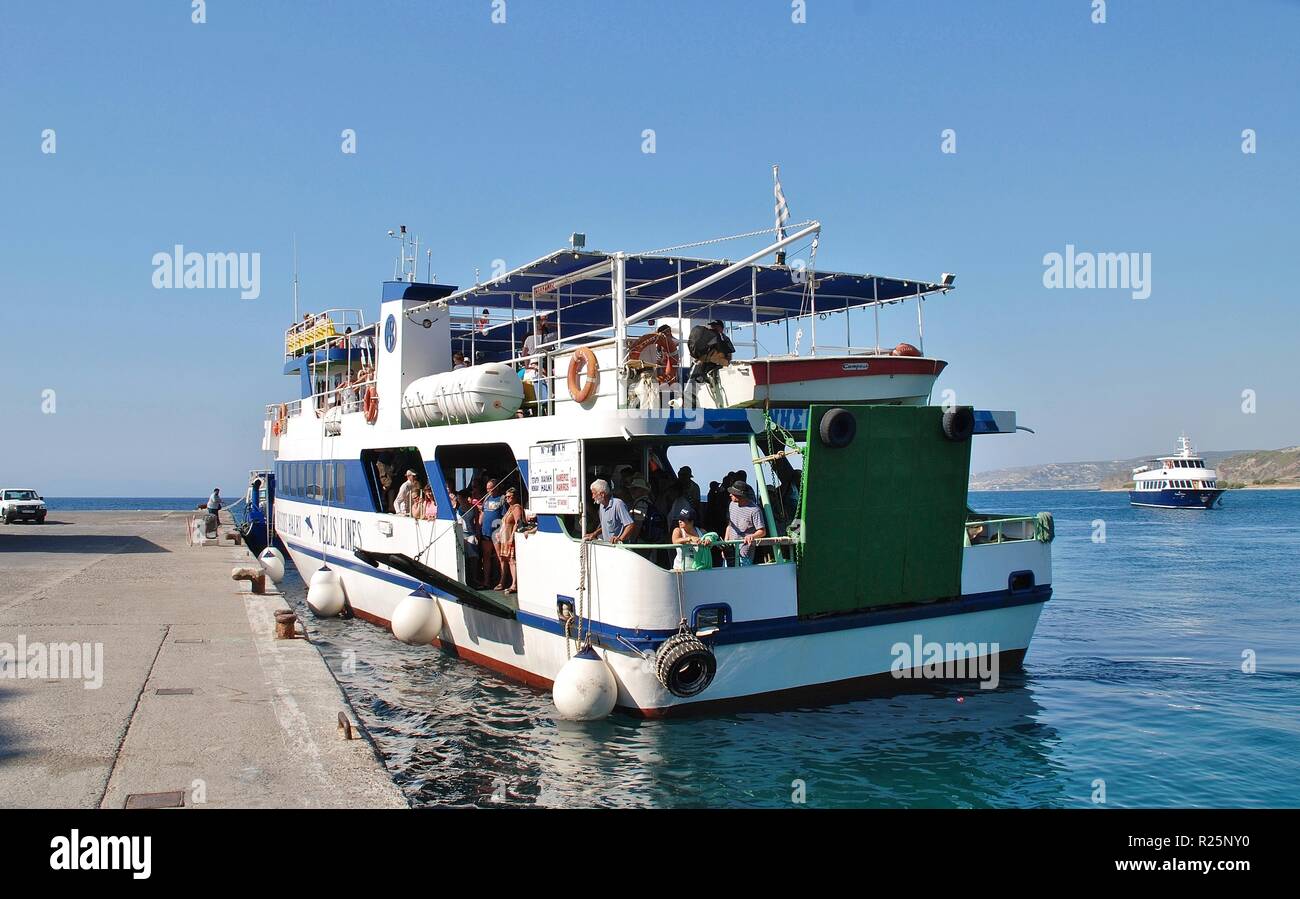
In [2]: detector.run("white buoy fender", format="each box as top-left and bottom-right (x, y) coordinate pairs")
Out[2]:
(552, 646), (618, 720)
(257, 547), (286, 583)
(306, 566), (346, 617)
(391, 588), (443, 645)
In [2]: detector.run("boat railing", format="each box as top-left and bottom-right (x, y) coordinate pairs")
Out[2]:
(964, 514), (1043, 546)
(264, 377), (376, 436)
(601, 535), (798, 569)
(284, 308), (367, 359)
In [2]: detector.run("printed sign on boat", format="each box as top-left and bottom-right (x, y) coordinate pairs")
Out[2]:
(529, 440), (582, 514)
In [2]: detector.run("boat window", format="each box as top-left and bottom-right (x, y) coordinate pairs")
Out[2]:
(434, 442), (526, 520)
(361, 447), (429, 514)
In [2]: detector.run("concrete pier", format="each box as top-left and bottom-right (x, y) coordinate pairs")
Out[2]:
(0, 511), (407, 808)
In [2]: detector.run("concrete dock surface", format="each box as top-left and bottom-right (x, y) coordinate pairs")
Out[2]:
(0, 511), (407, 808)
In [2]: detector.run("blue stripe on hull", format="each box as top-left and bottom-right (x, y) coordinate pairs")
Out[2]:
(283, 537), (1052, 651)
(1129, 488), (1223, 509)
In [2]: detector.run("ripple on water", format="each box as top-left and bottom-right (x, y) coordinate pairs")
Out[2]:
(281, 490), (1300, 807)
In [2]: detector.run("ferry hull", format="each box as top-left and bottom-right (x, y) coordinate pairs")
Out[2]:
(1129, 488), (1223, 509)
(282, 531), (1050, 716)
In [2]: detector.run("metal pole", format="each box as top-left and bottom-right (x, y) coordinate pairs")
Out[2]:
(614, 254), (626, 407)
(916, 285), (924, 355)
(874, 278), (880, 352)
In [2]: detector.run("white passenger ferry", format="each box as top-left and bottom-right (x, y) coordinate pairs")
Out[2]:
(252, 221), (1054, 717)
(1129, 434), (1225, 509)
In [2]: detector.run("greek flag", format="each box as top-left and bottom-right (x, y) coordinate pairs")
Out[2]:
(773, 164), (790, 241)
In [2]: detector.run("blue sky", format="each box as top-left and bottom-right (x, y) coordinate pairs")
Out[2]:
(1, 0), (1297, 495)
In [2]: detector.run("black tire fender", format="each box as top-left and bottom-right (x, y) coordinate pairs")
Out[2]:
(942, 407), (975, 442)
(655, 633), (718, 698)
(818, 407), (857, 449)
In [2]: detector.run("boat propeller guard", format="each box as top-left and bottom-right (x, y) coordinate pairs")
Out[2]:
(655, 631), (717, 698)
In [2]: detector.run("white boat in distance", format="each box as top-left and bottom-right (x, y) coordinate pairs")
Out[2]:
(255, 220), (1054, 717)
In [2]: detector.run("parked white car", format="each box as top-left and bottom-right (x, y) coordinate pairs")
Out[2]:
(1, 489), (48, 524)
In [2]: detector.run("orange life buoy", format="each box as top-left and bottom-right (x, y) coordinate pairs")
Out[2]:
(891, 342), (922, 357)
(627, 332), (677, 384)
(362, 385), (379, 423)
(567, 347), (599, 403)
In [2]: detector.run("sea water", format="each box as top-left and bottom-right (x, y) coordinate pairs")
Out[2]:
(284, 489), (1300, 808)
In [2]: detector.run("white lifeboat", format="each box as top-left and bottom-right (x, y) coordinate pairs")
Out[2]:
(401, 363), (524, 427)
(713, 349), (947, 408)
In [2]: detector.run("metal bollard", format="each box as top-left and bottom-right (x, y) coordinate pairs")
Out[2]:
(274, 610), (298, 640)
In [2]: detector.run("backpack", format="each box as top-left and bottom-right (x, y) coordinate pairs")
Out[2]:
(632, 497), (668, 543)
(687, 324), (715, 360)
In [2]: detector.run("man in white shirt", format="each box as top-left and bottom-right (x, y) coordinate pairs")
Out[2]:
(394, 470), (421, 516)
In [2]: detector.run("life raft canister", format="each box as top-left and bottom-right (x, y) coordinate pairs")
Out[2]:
(363, 385), (379, 423)
(627, 331), (676, 384)
(567, 346), (599, 403)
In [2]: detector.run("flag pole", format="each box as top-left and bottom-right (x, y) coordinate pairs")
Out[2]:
(773, 164), (789, 266)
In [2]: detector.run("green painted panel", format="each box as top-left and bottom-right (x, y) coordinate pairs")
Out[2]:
(796, 405), (971, 615)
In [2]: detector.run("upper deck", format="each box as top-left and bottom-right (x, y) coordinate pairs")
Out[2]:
(263, 220), (963, 447)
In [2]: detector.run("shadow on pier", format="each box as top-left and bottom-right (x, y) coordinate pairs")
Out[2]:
(0, 534), (169, 554)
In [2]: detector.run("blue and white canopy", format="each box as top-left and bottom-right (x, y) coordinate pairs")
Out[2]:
(397, 247), (951, 363)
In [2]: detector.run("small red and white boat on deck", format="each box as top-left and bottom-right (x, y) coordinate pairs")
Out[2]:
(716, 348), (947, 408)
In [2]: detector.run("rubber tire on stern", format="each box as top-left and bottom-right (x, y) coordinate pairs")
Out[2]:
(655, 633), (718, 698)
(942, 407), (975, 442)
(818, 407), (857, 449)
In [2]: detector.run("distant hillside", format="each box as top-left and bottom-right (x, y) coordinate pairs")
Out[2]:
(970, 449), (1259, 491)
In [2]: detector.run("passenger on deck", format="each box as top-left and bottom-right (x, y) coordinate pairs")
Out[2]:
(704, 480), (726, 536)
(452, 351), (469, 369)
(478, 479), (506, 587)
(496, 486), (524, 593)
(585, 479), (634, 544)
(522, 315), (554, 409)
(671, 508), (715, 571)
(395, 470), (421, 516)
(625, 475), (658, 542)
(725, 484), (766, 566)
(448, 491), (481, 585)
(412, 484), (437, 520)
(687, 319), (735, 383)
(676, 465), (702, 509)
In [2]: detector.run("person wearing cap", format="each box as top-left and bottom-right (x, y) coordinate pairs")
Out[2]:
(725, 483), (766, 566)
(395, 469), (421, 516)
(671, 507), (716, 571)
(585, 479), (635, 544)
